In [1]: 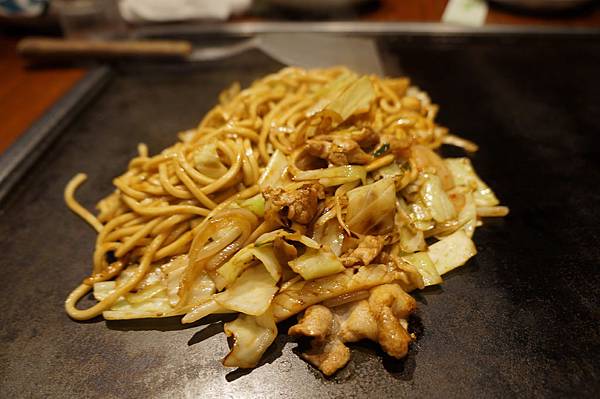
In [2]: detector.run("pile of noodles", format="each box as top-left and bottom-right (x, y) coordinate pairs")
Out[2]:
(64, 66), (507, 372)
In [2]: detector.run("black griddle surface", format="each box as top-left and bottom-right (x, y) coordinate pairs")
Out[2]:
(1, 34), (599, 398)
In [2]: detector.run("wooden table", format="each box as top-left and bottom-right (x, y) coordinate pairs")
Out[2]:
(1, 0), (599, 154)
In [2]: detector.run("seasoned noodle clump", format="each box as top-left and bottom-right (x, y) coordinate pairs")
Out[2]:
(65, 67), (508, 375)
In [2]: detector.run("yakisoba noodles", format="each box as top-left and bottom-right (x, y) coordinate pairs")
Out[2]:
(65, 66), (508, 375)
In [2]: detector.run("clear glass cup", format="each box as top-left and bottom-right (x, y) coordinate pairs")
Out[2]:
(53, 0), (127, 39)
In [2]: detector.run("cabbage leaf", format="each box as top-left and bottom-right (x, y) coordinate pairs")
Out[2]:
(326, 76), (375, 123)
(293, 165), (366, 187)
(222, 309), (278, 368)
(306, 70), (358, 116)
(401, 252), (442, 286)
(258, 149), (290, 189)
(346, 177), (396, 235)
(216, 246), (258, 288)
(288, 247), (345, 280)
(214, 265), (278, 316)
(428, 230), (477, 275)
(251, 246), (282, 283)
(420, 174), (456, 223)
(193, 143), (228, 179)
(445, 158), (499, 207)
(240, 194), (266, 217)
(254, 229), (320, 249)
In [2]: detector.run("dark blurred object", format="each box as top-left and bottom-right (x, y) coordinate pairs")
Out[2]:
(0, 0), (48, 17)
(53, 0), (126, 39)
(0, 14), (60, 35)
(267, 0), (371, 11)
(17, 37), (192, 61)
(0, 0), (59, 34)
(16, 34), (383, 75)
(490, 0), (596, 11)
(119, 0), (252, 23)
(253, 0), (379, 19)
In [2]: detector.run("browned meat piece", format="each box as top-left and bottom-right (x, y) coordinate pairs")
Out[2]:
(288, 284), (416, 375)
(348, 127), (379, 149)
(305, 139), (332, 160)
(366, 284), (416, 358)
(306, 137), (374, 166)
(263, 183), (325, 225)
(313, 127), (379, 149)
(332, 137), (374, 165)
(340, 235), (386, 267)
(337, 300), (377, 342)
(303, 338), (351, 377)
(288, 305), (333, 340)
(288, 305), (350, 376)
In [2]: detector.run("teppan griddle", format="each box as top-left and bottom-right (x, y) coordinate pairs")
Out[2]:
(1, 24), (599, 398)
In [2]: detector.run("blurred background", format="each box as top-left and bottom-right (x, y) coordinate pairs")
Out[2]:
(1, 0), (599, 153)
(2, 0), (600, 33)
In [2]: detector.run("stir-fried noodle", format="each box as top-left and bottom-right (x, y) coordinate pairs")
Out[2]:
(65, 67), (508, 374)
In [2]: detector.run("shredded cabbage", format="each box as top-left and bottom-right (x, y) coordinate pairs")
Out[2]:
(346, 177), (396, 235)
(93, 254), (216, 319)
(254, 229), (320, 249)
(251, 246), (282, 282)
(456, 192), (477, 238)
(181, 298), (234, 324)
(162, 255), (189, 306)
(193, 143), (228, 179)
(258, 149), (290, 189)
(240, 194), (266, 217)
(314, 219), (345, 256)
(288, 247), (345, 280)
(398, 225), (426, 253)
(326, 76), (376, 123)
(187, 273), (216, 305)
(222, 309), (278, 368)
(93, 281), (116, 301)
(428, 230), (477, 275)
(407, 202), (434, 231)
(371, 162), (402, 181)
(293, 165), (367, 187)
(420, 174), (457, 223)
(216, 247), (257, 288)
(95, 280), (179, 320)
(306, 71), (358, 116)
(103, 298), (176, 320)
(125, 284), (166, 304)
(214, 265), (278, 316)
(445, 158), (499, 207)
(402, 252), (442, 286)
